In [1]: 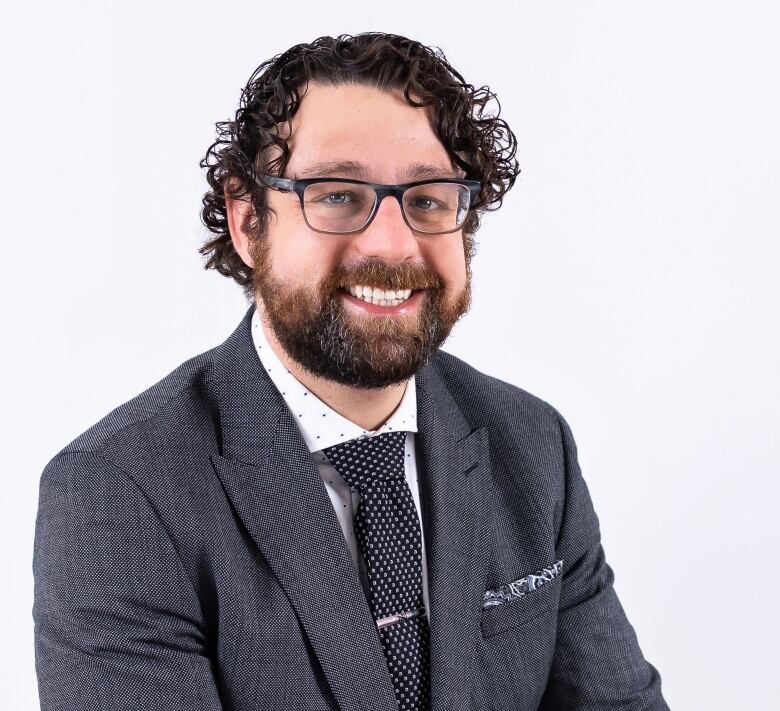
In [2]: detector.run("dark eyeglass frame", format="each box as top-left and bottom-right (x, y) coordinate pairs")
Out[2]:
(256, 173), (481, 235)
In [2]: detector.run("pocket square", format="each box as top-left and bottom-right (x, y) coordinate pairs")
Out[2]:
(482, 559), (564, 609)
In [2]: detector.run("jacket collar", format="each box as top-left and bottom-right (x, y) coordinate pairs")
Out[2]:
(207, 303), (493, 711)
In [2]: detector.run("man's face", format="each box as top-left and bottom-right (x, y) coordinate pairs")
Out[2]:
(247, 82), (473, 389)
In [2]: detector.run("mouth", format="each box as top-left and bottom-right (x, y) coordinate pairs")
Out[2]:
(343, 285), (416, 306)
(340, 285), (426, 314)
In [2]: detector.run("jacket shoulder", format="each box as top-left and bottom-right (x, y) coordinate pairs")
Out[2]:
(50, 346), (219, 465)
(430, 348), (565, 430)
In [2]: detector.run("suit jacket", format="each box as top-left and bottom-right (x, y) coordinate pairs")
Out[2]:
(32, 303), (669, 711)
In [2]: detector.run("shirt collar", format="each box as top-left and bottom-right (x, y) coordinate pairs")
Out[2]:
(251, 307), (417, 454)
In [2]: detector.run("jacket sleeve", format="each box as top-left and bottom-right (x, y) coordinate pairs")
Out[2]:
(32, 450), (224, 711)
(538, 412), (671, 710)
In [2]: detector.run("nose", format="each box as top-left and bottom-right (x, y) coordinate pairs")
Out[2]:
(350, 194), (419, 260)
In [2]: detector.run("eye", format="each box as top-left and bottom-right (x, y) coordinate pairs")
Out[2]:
(410, 195), (442, 210)
(319, 191), (358, 205)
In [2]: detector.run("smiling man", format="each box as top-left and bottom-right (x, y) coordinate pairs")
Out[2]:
(33, 33), (669, 711)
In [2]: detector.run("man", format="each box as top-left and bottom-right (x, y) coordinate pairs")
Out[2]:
(32, 32), (669, 711)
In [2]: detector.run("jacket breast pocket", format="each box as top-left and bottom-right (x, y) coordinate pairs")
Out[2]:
(480, 563), (562, 639)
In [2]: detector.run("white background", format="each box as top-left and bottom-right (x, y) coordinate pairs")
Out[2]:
(3, 1), (778, 708)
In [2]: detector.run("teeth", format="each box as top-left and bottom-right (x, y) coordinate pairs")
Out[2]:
(345, 285), (414, 307)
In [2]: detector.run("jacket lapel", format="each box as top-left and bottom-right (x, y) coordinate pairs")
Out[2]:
(206, 305), (494, 711)
(415, 365), (494, 711)
(206, 306), (397, 711)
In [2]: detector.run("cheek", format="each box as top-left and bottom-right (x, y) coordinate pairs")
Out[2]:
(266, 225), (342, 284)
(426, 236), (468, 289)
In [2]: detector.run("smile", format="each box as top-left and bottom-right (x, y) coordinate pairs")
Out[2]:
(340, 286), (425, 314)
(345, 285), (413, 306)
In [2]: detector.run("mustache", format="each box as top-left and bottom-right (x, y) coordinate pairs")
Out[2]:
(328, 258), (443, 292)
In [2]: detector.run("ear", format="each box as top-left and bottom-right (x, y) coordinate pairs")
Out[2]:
(225, 181), (255, 269)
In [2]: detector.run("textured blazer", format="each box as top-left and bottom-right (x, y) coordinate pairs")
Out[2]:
(32, 303), (670, 711)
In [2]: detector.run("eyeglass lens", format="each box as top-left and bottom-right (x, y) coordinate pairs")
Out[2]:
(302, 182), (470, 234)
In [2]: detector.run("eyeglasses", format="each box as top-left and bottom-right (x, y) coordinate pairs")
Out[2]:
(256, 173), (481, 235)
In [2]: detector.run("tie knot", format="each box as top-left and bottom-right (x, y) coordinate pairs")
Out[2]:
(323, 430), (407, 491)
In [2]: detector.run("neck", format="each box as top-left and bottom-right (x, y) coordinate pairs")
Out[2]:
(259, 314), (409, 432)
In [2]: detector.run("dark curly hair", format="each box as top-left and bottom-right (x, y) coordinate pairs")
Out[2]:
(199, 32), (520, 300)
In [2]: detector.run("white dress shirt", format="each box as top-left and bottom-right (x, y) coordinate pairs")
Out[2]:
(250, 308), (430, 616)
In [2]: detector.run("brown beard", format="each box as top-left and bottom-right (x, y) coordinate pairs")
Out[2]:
(249, 236), (472, 389)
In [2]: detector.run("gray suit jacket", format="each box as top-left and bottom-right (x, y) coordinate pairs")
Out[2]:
(33, 303), (669, 710)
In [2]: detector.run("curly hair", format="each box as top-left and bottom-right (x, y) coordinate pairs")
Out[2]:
(199, 32), (520, 300)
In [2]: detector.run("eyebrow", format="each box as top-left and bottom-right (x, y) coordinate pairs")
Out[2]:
(294, 160), (459, 181)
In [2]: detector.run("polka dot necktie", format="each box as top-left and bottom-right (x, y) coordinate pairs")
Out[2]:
(323, 430), (431, 711)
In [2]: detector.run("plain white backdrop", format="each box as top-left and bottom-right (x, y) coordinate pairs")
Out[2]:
(3, 1), (778, 708)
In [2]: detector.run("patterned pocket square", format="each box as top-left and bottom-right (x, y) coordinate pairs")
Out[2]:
(482, 559), (564, 609)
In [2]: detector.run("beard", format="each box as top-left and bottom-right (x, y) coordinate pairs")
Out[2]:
(248, 236), (472, 389)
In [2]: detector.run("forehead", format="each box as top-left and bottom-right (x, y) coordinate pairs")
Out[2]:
(284, 82), (458, 181)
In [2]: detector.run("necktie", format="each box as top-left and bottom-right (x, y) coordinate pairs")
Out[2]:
(323, 431), (431, 711)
